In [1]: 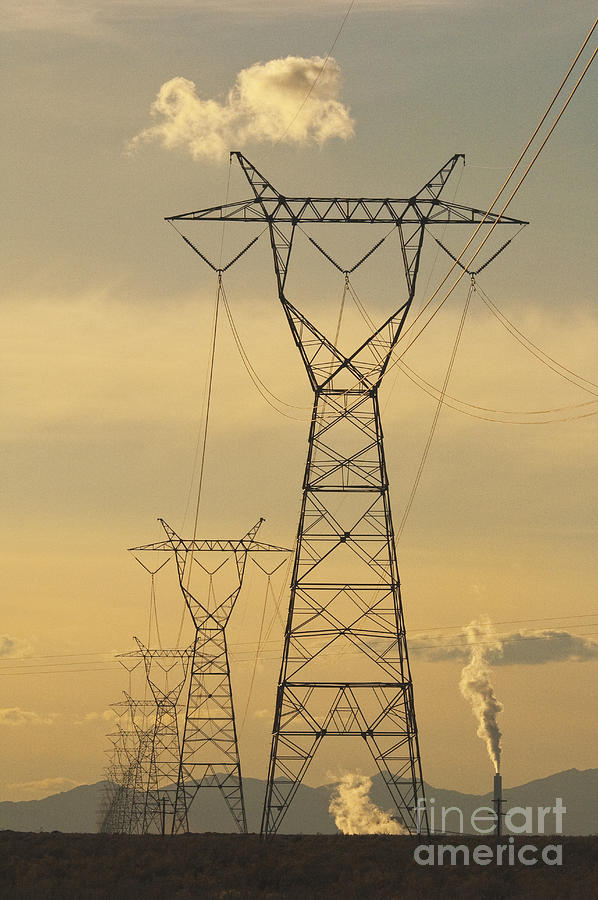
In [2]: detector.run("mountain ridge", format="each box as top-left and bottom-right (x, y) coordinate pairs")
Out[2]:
(1, 768), (595, 835)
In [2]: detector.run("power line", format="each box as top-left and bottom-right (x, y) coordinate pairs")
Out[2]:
(393, 20), (597, 362)
(396, 277), (474, 542)
(3, 614), (596, 668)
(271, 0), (357, 149)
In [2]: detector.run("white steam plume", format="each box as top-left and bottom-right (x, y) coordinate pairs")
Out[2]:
(127, 56), (354, 162)
(329, 773), (408, 835)
(458, 619), (503, 773)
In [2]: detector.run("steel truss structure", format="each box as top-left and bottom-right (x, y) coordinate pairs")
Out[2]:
(100, 694), (155, 833)
(100, 646), (191, 834)
(167, 153), (526, 836)
(130, 518), (288, 833)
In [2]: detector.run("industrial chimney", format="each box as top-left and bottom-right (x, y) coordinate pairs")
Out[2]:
(493, 773), (503, 836)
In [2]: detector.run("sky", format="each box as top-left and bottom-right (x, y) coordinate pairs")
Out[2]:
(1, 0), (597, 808)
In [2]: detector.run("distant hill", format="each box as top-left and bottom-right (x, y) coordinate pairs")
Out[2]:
(0, 769), (595, 835)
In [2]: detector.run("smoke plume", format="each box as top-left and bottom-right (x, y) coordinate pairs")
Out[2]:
(411, 628), (598, 666)
(458, 619), (503, 773)
(329, 773), (408, 835)
(127, 56), (354, 162)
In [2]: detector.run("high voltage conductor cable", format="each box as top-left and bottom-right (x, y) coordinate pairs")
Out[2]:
(131, 556), (169, 651)
(6, 631), (598, 673)
(169, 221), (311, 420)
(395, 277), (474, 542)
(270, 0), (357, 150)
(393, 275), (598, 419)
(332, 275), (349, 350)
(225, 630), (598, 663)
(410, 612), (598, 633)
(262, 541), (296, 645)
(389, 275), (598, 423)
(395, 357), (598, 425)
(395, 19), (597, 354)
(331, 279), (594, 423)
(220, 282), (310, 420)
(240, 557), (288, 730)
(3, 613), (595, 668)
(474, 282), (598, 396)
(192, 276), (220, 540)
(176, 274), (222, 647)
(0, 666), (121, 675)
(438, 19), (595, 284)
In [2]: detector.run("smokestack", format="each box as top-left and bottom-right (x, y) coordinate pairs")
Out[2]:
(493, 772), (503, 836)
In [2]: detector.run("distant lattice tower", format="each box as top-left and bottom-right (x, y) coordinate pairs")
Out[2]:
(122, 639), (192, 834)
(100, 694), (155, 834)
(166, 153), (526, 835)
(130, 518), (288, 833)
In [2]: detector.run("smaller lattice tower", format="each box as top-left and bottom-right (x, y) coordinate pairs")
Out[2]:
(130, 518), (288, 833)
(122, 639), (192, 834)
(100, 694), (155, 834)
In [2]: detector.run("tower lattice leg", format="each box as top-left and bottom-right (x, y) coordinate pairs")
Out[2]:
(261, 388), (426, 834)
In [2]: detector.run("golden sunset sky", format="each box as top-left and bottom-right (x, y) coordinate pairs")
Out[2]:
(2, 0), (597, 804)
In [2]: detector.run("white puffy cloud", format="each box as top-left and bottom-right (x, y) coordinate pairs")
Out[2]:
(127, 56), (354, 162)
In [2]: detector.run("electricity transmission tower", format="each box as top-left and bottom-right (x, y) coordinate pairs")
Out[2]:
(121, 640), (192, 834)
(101, 694), (155, 834)
(130, 518), (288, 833)
(166, 153), (527, 835)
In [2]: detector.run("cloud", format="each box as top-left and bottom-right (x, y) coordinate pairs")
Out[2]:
(8, 777), (79, 799)
(412, 628), (598, 665)
(74, 709), (117, 726)
(0, 707), (57, 727)
(0, 634), (32, 658)
(127, 56), (354, 162)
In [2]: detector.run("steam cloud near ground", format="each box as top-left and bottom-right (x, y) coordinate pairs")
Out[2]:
(127, 56), (354, 162)
(329, 773), (408, 835)
(411, 628), (598, 665)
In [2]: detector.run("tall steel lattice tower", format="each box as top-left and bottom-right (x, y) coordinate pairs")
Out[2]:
(130, 518), (288, 834)
(167, 153), (526, 835)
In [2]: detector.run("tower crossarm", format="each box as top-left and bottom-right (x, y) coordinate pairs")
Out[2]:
(166, 196), (527, 227)
(118, 644), (194, 660)
(166, 150), (527, 228)
(129, 518), (289, 554)
(130, 536), (289, 553)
